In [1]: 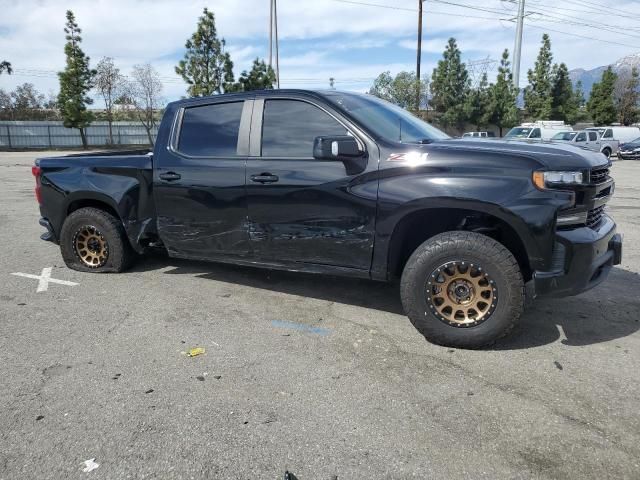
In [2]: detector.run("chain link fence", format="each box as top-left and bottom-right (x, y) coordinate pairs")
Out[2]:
(0, 121), (158, 149)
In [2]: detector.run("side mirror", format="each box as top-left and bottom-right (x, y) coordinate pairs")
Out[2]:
(313, 135), (367, 175)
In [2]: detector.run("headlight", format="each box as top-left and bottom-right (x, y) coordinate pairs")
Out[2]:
(532, 171), (584, 190)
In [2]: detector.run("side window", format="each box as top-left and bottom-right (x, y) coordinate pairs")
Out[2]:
(576, 132), (587, 142)
(178, 102), (244, 157)
(588, 132), (598, 141)
(603, 129), (613, 139)
(530, 128), (541, 139)
(261, 99), (348, 157)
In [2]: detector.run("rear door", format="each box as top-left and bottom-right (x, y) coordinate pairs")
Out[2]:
(588, 131), (599, 151)
(244, 95), (378, 270)
(154, 98), (253, 259)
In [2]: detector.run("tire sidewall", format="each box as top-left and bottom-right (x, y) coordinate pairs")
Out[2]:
(60, 209), (128, 273)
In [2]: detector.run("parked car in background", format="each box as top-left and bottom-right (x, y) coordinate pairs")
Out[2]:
(586, 126), (640, 146)
(618, 137), (640, 160)
(552, 130), (618, 158)
(462, 131), (496, 138)
(505, 121), (573, 141)
(551, 131), (577, 141)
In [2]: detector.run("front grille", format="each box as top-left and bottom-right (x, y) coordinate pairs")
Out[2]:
(590, 166), (610, 184)
(586, 205), (606, 229)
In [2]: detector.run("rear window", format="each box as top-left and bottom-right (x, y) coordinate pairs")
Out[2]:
(588, 132), (598, 141)
(178, 102), (244, 157)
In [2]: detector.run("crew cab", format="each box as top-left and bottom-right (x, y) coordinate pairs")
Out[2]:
(32, 90), (623, 348)
(551, 130), (618, 158)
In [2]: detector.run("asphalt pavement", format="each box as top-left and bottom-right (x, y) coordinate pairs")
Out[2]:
(0, 151), (639, 479)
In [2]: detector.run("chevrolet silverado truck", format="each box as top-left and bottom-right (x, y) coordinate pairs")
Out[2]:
(32, 90), (623, 348)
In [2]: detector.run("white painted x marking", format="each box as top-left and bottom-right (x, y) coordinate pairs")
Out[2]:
(11, 267), (78, 292)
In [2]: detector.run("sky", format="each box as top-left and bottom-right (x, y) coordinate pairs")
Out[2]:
(1, 0), (639, 105)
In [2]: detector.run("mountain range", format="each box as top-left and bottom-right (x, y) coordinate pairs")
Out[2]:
(569, 52), (640, 96)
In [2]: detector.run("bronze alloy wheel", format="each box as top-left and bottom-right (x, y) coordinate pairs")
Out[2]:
(73, 225), (109, 268)
(426, 261), (497, 328)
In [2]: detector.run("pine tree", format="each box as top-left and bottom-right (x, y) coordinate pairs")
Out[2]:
(524, 34), (553, 120)
(175, 8), (235, 97)
(488, 49), (518, 137)
(57, 10), (95, 148)
(587, 67), (618, 126)
(229, 58), (276, 92)
(569, 80), (586, 124)
(430, 38), (470, 130)
(616, 67), (639, 126)
(465, 73), (491, 130)
(550, 63), (576, 123)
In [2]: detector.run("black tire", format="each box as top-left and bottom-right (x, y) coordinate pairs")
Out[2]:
(602, 148), (611, 159)
(400, 231), (524, 349)
(60, 207), (136, 273)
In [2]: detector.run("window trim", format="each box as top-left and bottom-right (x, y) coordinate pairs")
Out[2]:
(252, 97), (366, 159)
(170, 99), (250, 159)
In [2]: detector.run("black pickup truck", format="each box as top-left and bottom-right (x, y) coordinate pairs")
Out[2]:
(33, 90), (622, 348)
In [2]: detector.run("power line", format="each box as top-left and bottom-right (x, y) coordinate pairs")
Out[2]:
(331, 0), (416, 12)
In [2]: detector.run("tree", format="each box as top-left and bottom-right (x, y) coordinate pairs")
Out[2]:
(550, 63), (577, 123)
(57, 10), (95, 148)
(569, 80), (586, 124)
(615, 67), (639, 126)
(369, 71), (428, 110)
(175, 7), (235, 97)
(128, 64), (163, 146)
(524, 34), (553, 120)
(465, 73), (491, 130)
(229, 58), (276, 92)
(430, 38), (470, 130)
(587, 67), (618, 126)
(0, 61), (11, 75)
(0, 83), (56, 120)
(488, 49), (519, 137)
(95, 57), (124, 144)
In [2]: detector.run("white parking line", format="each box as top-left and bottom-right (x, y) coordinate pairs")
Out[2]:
(11, 267), (78, 292)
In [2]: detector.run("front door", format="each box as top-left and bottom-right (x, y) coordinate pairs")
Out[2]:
(154, 99), (252, 259)
(244, 97), (377, 270)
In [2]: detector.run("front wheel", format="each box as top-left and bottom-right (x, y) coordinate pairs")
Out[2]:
(60, 207), (136, 273)
(400, 231), (524, 349)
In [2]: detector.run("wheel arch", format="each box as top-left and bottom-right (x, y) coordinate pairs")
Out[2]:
(385, 206), (532, 282)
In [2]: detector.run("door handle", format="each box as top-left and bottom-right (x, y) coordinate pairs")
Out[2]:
(159, 172), (181, 181)
(250, 173), (279, 184)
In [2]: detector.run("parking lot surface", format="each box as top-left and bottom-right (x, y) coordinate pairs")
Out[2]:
(0, 151), (639, 479)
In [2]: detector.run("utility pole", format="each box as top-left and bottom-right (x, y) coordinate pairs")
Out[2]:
(274, 0), (280, 88)
(416, 0), (424, 111)
(269, 0), (273, 67)
(512, 0), (525, 90)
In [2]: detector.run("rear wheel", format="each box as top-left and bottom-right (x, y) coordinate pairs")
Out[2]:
(60, 207), (136, 273)
(602, 148), (611, 159)
(400, 231), (524, 349)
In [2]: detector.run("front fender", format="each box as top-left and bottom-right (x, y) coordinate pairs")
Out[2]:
(371, 168), (572, 279)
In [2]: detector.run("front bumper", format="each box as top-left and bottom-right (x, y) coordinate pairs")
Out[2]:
(533, 215), (622, 298)
(618, 151), (640, 160)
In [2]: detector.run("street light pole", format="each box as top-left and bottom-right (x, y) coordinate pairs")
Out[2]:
(512, 0), (525, 90)
(274, 0), (280, 88)
(416, 0), (424, 111)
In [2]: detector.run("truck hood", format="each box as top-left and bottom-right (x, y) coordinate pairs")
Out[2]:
(431, 138), (609, 170)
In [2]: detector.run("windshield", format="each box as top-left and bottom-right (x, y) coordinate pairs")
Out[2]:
(552, 132), (577, 141)
(322, 92), (450, 143)
(505, 127), (533, 138)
